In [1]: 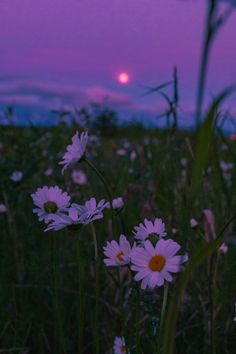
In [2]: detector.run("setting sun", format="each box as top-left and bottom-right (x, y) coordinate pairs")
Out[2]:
(118, 72), (129, 84)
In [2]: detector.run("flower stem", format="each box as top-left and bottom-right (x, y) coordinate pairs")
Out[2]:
(83, 157), (114, 236)
(77, 232), (85, 353)
(157, 283), (169, 354)
(135, 284), (141, 354)
(51, 234), (67, 354)
(91, 223), (100, 354)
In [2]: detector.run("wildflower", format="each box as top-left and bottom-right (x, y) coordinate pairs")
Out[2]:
(10, 171), (23, 182)
(180, 157), (188, 167)
(71, 169), (87, 185)
(104, 235), (131, 266)
(130, 239), (188, 289)
(59, 131), (88, 173)
(108, 197), (124, 209)
(45, 197), (108, 231)
(116, 148), (126, 156)
(31, 186), (71, 222)
(113, 336), (127, 354)
(220, 161), (233, 173)
(218, 243), (228, 254)
(44, 209), (80, 231)
(130, 150), (137, 161)
(172, 228), (177, 235)
(133, 218), (166, 243)
(0, 203), (7, 213)
(190, 218), (199, 229)
(202, 209), (216, 241)
(44, 168), (53, 176)
(72, 198), (109, 224)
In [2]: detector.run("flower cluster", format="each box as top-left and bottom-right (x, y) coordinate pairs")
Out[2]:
(103, 217), (188, 290)
(31, 131), (111, 231)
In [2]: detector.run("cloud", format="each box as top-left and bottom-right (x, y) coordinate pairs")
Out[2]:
(0, 77), (133, 111)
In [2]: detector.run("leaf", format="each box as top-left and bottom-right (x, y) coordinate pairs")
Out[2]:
(190, 87), (234, 197)
(161, 228), (233, 354)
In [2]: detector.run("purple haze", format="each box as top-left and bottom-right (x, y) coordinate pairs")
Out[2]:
(0, 0), (236, 127)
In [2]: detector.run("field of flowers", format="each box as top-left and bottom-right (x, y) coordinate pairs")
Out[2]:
(0, 115), (236, 353)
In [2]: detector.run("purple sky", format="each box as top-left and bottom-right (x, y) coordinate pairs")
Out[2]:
(0, 0), (236, 126)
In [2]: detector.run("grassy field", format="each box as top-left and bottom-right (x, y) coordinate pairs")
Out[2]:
(0, 121), (236, 354)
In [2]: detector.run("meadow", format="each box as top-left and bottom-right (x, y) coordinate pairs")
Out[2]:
(0, 109), (236, 353)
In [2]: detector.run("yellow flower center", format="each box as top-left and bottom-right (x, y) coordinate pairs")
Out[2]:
(44, 201), (58, 213)
(120, 345), (126, 353)
(148, 255), (166, 271)
(116, 251), (125, 262)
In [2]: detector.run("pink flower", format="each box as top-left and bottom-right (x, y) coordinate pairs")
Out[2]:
(71, 169), (87, 185)
(31, 186), (71, 222)
(59, 131), (88, 173)
(133, 218), (166, 243)
(103, 235), (131, 266)
(113, 336), (127, 354)
(130, 239), (188, 289)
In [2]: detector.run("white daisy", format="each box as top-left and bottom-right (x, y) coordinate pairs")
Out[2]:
(10, 171), (23, 182)
(133, 218), (166, 243)
(190, 218), (199, 229)
(59, 131), (88, 173)
(72, 198), (109, 225)
(218, 243), (228, 254)
(130, 150), (137, 161)
(0, 203), (7, 213)
(107, 197), (124, 209)
(31, 186), (71, 222)
(71, 169), (87, 185)
(45, 197), (108, 231)
(130, 239), (188, 289)
(44, 167), (53, 176)
(113, 336), (127, 354)
(103, 235), (131, 266)
(116, 148), (126, 156)
(44, 210), (80, 231)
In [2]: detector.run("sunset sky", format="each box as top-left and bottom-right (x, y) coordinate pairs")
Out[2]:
(0, 0), (236, 126)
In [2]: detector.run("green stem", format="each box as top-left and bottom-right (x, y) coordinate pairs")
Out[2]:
(51, 234), (67, 354)
(91, 223), (100, 354)
(135, 284), (141, 354)
(157, 283), (169, 354)
(77, 233), (85, 353)
(83, 157), (114, 236)
(209, 250), (218, 354)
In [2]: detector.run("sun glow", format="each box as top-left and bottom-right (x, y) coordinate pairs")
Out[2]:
(118, 72), (129, 84)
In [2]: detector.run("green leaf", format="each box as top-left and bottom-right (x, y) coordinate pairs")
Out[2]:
(190, 87), (234, 197)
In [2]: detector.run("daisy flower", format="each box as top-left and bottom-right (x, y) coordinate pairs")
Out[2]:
(45, 197), (108, 231)
(107, 197), (124, 209)
(218, 243), (228, 254)
(0, 203), (7, 213)
(113, 336), (127, 354)
(130, 239), (188, 289)
(10, 170), (23, 182)
(71, 169), (87, 185)
(31, 186), (71, 222)
(59, 131), (88, 173)
(103, 235), (131, 266)
(133, 218), (166, 243)
(72, 197), (109, 225)
(190, 218), (199, 229)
